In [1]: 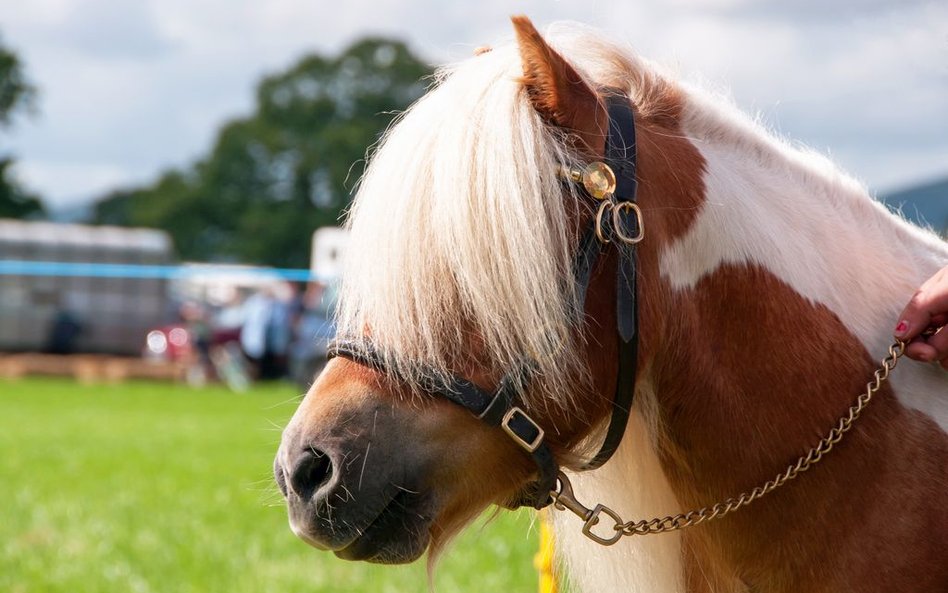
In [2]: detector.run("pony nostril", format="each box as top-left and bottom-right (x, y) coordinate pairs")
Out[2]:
(288, 448), (333, 499)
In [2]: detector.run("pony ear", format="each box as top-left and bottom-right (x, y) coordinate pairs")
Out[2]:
(511, 15), (605, 152)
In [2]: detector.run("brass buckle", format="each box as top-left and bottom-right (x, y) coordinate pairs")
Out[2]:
(501, 407), (544, 453)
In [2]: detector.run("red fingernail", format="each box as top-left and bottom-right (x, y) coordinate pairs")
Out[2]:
(895, 320), (908, 335)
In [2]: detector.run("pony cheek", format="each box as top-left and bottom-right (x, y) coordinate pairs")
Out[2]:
(416, 422), (540, 555)
(413, 401), (541, 507)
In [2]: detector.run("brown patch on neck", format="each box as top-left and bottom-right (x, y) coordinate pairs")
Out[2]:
(654, 264), (948, 591)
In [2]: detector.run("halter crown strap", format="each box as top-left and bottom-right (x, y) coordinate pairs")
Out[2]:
(578, 90), (640, 471)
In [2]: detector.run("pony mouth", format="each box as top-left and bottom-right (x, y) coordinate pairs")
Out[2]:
(332, 489), (435, 564)
(289, 487), (436, 564)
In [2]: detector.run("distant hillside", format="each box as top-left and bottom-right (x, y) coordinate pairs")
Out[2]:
(881, 177), (948, 236)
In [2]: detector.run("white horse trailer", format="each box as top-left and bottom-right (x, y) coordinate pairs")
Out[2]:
(0, 219), (174, 355)
(310, 226), (348, 283)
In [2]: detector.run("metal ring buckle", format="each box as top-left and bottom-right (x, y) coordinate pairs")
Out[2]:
(581, 504), (624, 546)
(552, 473), (623, 546)
(595, 200), (614, 244)
(501, 407), (545, 452)
(612, 201), (644, 244)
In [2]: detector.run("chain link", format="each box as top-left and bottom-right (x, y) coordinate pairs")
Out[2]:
(554, 341), (906, 542)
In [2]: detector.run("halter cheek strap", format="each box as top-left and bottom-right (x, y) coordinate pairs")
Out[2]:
(328, 90), (641, 510)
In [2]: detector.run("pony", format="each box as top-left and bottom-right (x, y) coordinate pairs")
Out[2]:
(275, 16), (948, 593)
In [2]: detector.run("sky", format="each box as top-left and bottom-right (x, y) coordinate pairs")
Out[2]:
(1, 0), (946, 211)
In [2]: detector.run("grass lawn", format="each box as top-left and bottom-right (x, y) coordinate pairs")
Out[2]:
(0, 378), (540, 593)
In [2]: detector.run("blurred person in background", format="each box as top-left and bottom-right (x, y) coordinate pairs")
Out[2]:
(43, 295), (83, 355)
(180, 300), (211, 385)
(213, 287), (246, 344)
(240, 287), (273, 380)
(239, 282), (296, 381)
(289, 281), (337, 390)
(263, 282), (295, 380)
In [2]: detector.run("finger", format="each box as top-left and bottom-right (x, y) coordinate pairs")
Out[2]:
(895, 286), (948, 341)
(926, 328), (948, 364)
(894, 293), (930, 340)
(904, 338), (938, 362)
(904, 329), (948, 363)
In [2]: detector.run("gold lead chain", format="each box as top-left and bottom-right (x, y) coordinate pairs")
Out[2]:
(551, 341), (907, 545)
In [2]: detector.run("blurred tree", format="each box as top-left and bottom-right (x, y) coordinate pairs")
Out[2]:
(92, 38), (431, 266)
(0, 158), (44, 218)
(0, 34), (44, 219)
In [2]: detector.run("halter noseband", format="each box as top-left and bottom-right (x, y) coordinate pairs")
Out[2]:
(329, 90), (642, 509)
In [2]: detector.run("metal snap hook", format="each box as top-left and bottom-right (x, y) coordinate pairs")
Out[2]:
(551, 472), (624, 546)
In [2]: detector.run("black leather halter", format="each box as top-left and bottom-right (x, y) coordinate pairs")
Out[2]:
(329, 90), (641, 509)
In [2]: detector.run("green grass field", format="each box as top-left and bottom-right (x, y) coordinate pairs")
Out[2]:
(0, 378), (539, 593)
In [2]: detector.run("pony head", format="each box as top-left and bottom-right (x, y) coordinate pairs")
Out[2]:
(274, 15), (703, 564)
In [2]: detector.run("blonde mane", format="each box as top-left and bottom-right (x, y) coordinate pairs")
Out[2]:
(337, 41), (609, 412)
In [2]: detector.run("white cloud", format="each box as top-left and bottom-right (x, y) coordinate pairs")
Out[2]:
(58, 0), (174, 59)
(0, 0), (945, 209)
(13, 160), (133, 208)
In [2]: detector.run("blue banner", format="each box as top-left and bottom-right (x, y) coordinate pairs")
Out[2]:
(0, 260), (323, 282)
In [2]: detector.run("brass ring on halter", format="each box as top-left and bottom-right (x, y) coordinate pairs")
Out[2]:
(595, 200), (614, 244)
(611, 202), (644, 244)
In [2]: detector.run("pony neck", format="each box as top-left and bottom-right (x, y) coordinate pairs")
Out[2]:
(638, 97), (948, 590)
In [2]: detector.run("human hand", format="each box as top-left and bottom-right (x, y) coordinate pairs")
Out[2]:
(894, 265), (948, 369)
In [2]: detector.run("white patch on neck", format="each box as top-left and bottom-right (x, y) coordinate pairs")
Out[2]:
(661, 95), (948, 432)
(552, 407), (684, 593)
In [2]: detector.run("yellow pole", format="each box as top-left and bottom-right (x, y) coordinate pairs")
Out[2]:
(535, 509), (558, 593)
